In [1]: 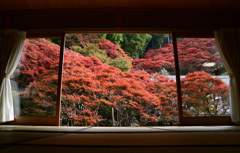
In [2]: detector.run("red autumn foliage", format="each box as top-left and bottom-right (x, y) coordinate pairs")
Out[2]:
(62, 52), (167, 126)
(15, 39), (176, 126)
(132, 44), (175, 74)
(132, 38), (222, 74)
(13, 38), (230, 126)
(181, 71), (230, 116)
(66, 34), (130, 60)
(65, 34), (102, 48)
(98, 39), (130, 59)
(13, 39), (60, 87)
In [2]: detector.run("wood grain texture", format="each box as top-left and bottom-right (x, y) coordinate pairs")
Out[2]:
(1, 116), (57, 126)
(20, 132), (240, 146)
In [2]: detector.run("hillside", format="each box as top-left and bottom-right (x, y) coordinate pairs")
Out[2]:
(12, 36), (230, 126)
(132, 38), (222, 75)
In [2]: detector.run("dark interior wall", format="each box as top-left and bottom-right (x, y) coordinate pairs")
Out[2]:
(121, 10), (230, 29)
(0, 13), (7, 29)
(1, 9), (240, 31)
(9, 10), (116, 30)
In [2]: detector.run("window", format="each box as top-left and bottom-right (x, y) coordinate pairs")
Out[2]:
(12, 38), (60, 116)
(177, 38), (230, 117)
(173, 32), (231, 125)
(61, 33), (178, 126)
(8, 32), (232, 126)
(9, 34), (63, 125)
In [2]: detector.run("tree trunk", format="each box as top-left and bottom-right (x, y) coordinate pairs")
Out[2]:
(112, 107), (115, 126)
(167, 35), (170, 44)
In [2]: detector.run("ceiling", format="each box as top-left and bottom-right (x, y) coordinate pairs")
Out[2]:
(1, 0), (240, 11)
(1, 0), (240, 30)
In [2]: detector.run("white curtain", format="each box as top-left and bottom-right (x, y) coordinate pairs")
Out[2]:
(0, 29), (26, 122)
(214, 28), (240, 124)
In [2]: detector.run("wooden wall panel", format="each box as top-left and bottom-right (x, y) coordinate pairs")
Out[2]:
(0, 0), (240, 10)
(0, 12), (7, 28)
(181, 116), (232, 126)
(121, 10), (229, 29)
(2, 116), (57, 126)
(10, 10), (116, 30)
(3, 10), (238, 31)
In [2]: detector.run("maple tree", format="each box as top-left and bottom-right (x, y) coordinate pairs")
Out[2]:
(132, 43), (175, 74)
(132, 38), (222, 75)
(12, 39), (60, 116)
(14, 39), (177, 126)
(68, 34), (132, 72)
(147, 73), (178, 125)
(177, 38), (222, 74)
(12, 37), (230, 126)
(65, 34), (102, 48)
(181, 71), (230, 116)
(61, 49), (178, 126)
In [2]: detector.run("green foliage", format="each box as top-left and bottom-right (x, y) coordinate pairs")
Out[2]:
(70, 44), (109, 63)
(70, 43), (132, 71)
(45, 38), (61, 46)
(97, 34), (171, 59)
(147, 34), (169, 50)
(106, 34), (124, 46)
(108, 57), (132, 72)
(97, 34), (107, 39)
(122, 34), (152, 59)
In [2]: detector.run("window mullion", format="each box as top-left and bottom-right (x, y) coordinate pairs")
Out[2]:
(172, 32), (184, 125)
(55, 32), (66, 126)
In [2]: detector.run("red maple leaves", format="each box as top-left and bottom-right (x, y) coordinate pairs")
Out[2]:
(132, 38), (222, 75)
(181, 71), (230, 116)
(13, 37), (230, 126)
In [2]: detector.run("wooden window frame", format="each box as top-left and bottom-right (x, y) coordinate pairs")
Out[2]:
(172, 31), (232, 126)
(4, 32), (65, 126)
(3, 31), (232, 126)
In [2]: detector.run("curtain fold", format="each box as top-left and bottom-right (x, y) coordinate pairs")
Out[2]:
(0, 29), (26, 122)
(214, 28), (240, 124)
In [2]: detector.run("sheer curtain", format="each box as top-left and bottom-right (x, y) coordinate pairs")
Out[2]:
(214, 28), (240, 124)
(0, 29), (26, 122)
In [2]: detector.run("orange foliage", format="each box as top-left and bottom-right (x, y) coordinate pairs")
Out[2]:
(15, 38), (229, 126)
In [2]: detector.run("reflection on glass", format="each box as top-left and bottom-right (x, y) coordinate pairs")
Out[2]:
(11, 38), (60, 116)
(177, 38), (230, 117)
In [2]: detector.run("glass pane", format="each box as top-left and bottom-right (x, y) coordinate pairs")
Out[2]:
(177, 38), (230, 117)
(61, 33), (179, 126)
(11, 38), (60, 116)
